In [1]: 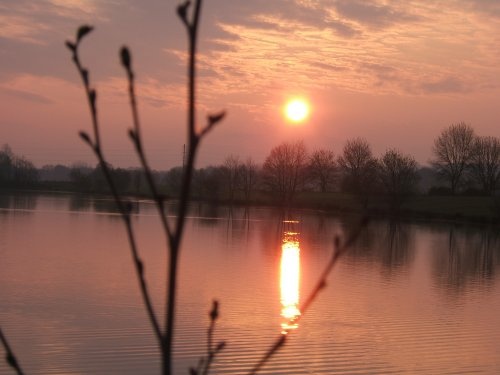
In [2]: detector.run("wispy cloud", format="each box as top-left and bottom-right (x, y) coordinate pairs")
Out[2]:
(177, 0), (500, 110)
(0, 74), (80, 103)
(420, 76), (467, 94)
(0, 13), (51, 45)
(332, 0), (421, 29)
(0, 0), (105, 44)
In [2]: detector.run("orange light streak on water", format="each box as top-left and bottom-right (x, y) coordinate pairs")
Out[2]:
(280, 231), (301, 333)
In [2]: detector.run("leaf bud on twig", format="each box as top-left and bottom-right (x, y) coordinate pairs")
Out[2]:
(208, 111), (226, 126)
(177, 1), (191, 23)
(216, 341), (226, 352)
(76, 25), (93, 43)
(79, 131), (92, 146)
(65, 41), (76, 52)
(209, 300), (219, 321)
(120, 46), (132, 70)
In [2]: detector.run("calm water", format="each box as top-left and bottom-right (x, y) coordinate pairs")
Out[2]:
(1, 194), (500, 374)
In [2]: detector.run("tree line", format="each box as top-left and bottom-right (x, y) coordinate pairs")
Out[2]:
(1, 122), (499, 209)
(0, 145), (38, 187)
(169, 122), (499, 210)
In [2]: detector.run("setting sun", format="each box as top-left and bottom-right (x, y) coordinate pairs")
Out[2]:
(284, 98), (310, 123)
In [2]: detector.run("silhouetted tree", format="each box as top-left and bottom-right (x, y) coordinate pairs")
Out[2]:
(0, 144), (38, 187)
(111, 167), (132, 193)
(337, 138), (377, 205)
(164, 166), (184, 197)
(222, 154), (242, 202)
(0, 145), (14, 184)
(193, 166), (225, 202)
(39, 164), (71, 181)
(239, 157), (259, 202)
(262, 141), (308, 203)
(469, 136), (500, 195)
(69, 163), (92, 192)
(431, 122), (475, 194)
(308, 149), (337, 192)
(378, 149), (419, 210)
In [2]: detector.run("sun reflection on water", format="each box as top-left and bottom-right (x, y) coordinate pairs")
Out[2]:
(280, 224), (301, 334)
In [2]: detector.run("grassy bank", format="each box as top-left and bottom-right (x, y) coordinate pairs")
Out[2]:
(242, 191), (500, 224)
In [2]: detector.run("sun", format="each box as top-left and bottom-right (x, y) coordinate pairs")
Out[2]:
(284, 98), (310, 123)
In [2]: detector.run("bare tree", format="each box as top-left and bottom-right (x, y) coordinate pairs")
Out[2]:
(193, 166), (225, 202)
(163, 166), (184, 197)
(239, 157), (259, 202)
(337, 138), (377, 205)
(469, 136), (500, 195)
(378, 149), (419, 210)
(0, 145), (38, 187)
(308, 149), (337, 192)
(431, 122), (475, 194)
(262, 141), (308, 203)
(222, 154), (242, 203)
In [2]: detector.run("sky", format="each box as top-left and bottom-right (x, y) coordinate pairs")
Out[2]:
(1, 0), (500, 169)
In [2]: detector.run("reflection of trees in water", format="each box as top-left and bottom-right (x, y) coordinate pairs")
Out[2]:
(256, 209), (300, 259)
(92, 198), (139, 215)
(192, 205), (254, 246)
(255, 210), (346, 264)
(432, 225), (500, 291)
(12, 194), (37, 210)
(225, 207), (252, 243)
(0, 194), (11, 209)
(342, 219), (415, 274)
(194, 203), (222, 227)
(0, 194), (38, 212)
(69, 194), (92, 211)
(384, 221), (413, 270)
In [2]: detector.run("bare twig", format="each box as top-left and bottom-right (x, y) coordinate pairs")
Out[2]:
(248, 216), (370, 375)
(190, 300), (226, 375)
(163, 1), (224, 373)
(163, 1), (205, 372)
(68, 2), (225, 374)
(120, 46), (173, 241)
(66, 27), (162, 346)
(0, 328), (25, 375)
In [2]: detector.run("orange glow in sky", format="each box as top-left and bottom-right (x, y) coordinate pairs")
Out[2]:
(1, 1), (500, 168)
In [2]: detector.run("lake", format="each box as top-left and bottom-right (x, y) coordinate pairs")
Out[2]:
(1, 193), (500, 374)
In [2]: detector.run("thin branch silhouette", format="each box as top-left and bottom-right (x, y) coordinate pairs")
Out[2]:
(66, 26), (162, 346)
(189, 300), (226, 375)
(120, 46), (173, 241)
(67, 1), (225, 374)
(248, 216), (369, 375)
(0, 328), (25, 375)
(164, 2), (225, 373)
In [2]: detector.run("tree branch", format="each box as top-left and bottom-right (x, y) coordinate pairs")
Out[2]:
(66, 29), (162, 347)
(0, 328), (25, 375)
(120, 46), (174, 242)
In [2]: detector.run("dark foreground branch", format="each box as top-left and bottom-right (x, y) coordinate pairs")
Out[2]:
(0, 328), (25, 375)
(67, 1), (225, 374)
(190, 300), (226, 375)
(66, 27), (162, 346)
(120, 46), (174, 242)
(248, 216), (370, 375)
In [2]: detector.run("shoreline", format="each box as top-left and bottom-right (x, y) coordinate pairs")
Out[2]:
(1, 188), (499, 227)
